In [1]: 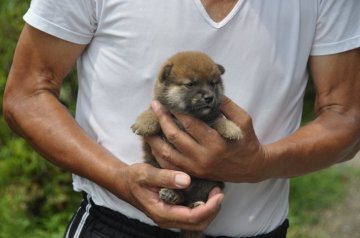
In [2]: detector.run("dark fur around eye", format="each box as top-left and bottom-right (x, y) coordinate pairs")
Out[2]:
(209, 79), (220, 87)
(184, 81), (198, 88)
(184, 82), (194, 88)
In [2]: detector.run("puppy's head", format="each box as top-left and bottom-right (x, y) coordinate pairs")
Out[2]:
(155, 51), (225, 121)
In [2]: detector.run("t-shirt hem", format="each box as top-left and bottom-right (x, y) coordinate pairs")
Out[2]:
(311, 35), (360, 56)
(23, 10), (93, 45)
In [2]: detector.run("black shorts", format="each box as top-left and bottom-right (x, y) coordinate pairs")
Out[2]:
(64, 193), (289, 238)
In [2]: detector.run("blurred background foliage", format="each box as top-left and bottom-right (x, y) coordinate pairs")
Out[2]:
(0, 0), (80, 237)
(0, 0), (356, 237)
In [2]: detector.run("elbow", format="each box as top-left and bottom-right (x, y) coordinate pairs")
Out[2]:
(341, 110), (360, 162)
(3, 86), (26, 136)
(3, 87), (15, 124)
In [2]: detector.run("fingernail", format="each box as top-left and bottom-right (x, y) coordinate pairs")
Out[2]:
(217, 194), (224, 206)
(175, 173), (190, 188)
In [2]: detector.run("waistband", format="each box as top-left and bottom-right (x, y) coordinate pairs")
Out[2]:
(83, 193), (288, 238)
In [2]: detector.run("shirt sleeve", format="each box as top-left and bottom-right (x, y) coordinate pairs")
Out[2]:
(311, 0), (360, 56)
(23, 0), (97, 44)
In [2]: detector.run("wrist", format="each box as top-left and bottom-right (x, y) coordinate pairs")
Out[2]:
(101, 160), (131, 200)
(261, 143), (284, 180)
(255, 145), (277, 182)
(263, 138), (309, 179)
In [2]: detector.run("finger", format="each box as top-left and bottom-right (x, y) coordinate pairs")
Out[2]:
(208, 186), (223, 199)
(173, 112), (224, 146)
(152, 148), (182, 171)
(151, 100), (203, 155)
(220, 96), (250, 126)
(144, 135), (193, 171)
(195, 192), (224, 227)
(178, 192), (224, 229)
(155, 192), (224, 230)
(142, 163), (191, 189)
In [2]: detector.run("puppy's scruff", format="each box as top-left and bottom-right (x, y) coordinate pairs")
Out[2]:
(132, 51), (242, 238)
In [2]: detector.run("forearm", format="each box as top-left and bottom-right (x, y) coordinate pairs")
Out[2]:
(3, 24), (130, 196)
(4, 88), (129, 192)
(3, 25), (222, 230)
(265, 50), (360, 179)
(265, 109), (360, 178)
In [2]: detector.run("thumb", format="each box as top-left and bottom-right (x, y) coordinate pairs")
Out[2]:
(145, 165), (191, 189)
(221, 96), (251, 127)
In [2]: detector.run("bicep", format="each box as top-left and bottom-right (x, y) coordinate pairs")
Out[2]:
(309, 48), (360, 117)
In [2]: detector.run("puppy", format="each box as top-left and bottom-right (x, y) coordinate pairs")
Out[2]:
(132, 51), (242, 238)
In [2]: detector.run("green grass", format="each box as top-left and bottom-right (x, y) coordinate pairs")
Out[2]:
(288, 165), (359, 238)
(0, 1), (357, 237)
(0, 138), (82, 238)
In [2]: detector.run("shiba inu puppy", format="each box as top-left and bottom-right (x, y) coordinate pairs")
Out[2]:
(131, 51), (242, 238)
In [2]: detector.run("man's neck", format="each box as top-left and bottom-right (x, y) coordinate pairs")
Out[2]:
(200, 0), (239, 22)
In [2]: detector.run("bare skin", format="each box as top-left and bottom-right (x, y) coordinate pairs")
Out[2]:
(3, 24), (223, 232)
(3, 1), (360, 234)
(3, 2), (236, 232)
(201, 0), (239, 22)
(145, 49), (360, 183)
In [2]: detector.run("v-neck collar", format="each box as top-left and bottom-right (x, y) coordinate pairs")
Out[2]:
(193, 0), (243, 29)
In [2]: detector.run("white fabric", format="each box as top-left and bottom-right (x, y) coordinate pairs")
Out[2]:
(24, 0), (360, 236)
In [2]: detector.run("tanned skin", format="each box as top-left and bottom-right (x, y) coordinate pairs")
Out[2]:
(4, 1), (360, 233)
(132, 52), (242, 238)
(146, 49), (360, 183)
(3, 25), (224, 232)
(4, 1), (237, 233)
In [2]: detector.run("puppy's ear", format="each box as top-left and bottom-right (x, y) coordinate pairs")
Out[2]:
(160, 64), (174, 82)
(217, 64), (225, 75)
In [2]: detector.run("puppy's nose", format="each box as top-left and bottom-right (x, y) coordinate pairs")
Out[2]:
(204, 95), (214, 104)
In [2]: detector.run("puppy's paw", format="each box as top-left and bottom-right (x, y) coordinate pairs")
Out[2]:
(189, 201), (205, 208)
(213, 118), (243, 140)
(131, 109), (160, 136)
(131, 120), (160, 136)
(220, 121), (243, 140)
(159, 188), (184, 205)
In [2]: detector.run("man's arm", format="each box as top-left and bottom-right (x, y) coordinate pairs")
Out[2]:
(146, 48), (360, 182)
(265, 49), (360, 178)
(3, 24), (223, 231)
(4, 24), (122, 189)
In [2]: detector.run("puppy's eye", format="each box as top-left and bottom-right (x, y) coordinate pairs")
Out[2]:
(184, 82), (195, 88)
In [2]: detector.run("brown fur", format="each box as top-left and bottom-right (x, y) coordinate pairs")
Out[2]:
(132, 51), (243, 238)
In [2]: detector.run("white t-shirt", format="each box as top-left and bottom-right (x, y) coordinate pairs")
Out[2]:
(24, 0), (360, 236)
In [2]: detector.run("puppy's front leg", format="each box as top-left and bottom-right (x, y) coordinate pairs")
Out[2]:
(212, 116), (243, 140)
(131, 108), (161, 136)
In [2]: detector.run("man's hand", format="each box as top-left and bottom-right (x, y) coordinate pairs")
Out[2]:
(115, 163), (224, 231)
(145, 98), (269, 183)
(3, 24), (224, 232)
(146, 49), (360, 181)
